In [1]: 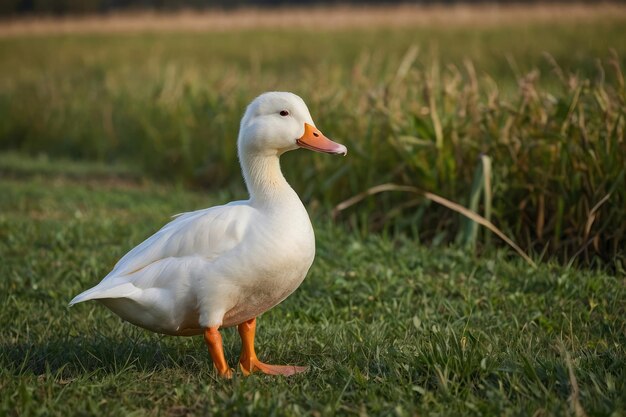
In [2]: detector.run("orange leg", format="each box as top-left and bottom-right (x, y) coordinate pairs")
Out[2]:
(204, 327), (233, 378)
(238, 317), (308, 376)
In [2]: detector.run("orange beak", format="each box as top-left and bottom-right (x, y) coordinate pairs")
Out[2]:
(296, 123), (347, 156)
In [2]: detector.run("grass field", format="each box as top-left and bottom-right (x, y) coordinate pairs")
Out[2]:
(1, 4), (626, 416)
(0, 154), (624, 416)
(1, 4), (626, 264)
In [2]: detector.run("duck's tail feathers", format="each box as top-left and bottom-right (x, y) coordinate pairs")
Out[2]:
(68, 283), (141, 307)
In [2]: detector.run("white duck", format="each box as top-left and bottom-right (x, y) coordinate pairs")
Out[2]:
(69, 92), (347, 378)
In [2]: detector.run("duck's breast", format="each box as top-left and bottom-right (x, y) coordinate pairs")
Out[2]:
(218, 201), (315, 327)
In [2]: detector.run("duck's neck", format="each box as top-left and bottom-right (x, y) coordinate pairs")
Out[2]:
(240, 152), (298, 207)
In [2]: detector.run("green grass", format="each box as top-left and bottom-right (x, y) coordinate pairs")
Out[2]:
(1, 15), (626, 264)
(1, 156), (625, 416)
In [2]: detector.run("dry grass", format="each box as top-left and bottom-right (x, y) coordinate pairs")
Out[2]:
(1, 3), (625, 36)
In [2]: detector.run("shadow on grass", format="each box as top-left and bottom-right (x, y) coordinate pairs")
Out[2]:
(0, 335), (207, 376)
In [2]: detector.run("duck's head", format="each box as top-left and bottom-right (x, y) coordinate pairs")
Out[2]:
(238, 92), (347, 157)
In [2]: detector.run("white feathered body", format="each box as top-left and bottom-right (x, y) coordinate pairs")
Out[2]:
(69, 91), (346, 339)
(70, 190), (315, 335)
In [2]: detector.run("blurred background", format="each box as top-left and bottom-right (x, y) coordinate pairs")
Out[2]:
(1, 0), (625, 267)
(0, 0), (613, 15)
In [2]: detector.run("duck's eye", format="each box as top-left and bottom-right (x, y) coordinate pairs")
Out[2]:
(279, 110), (289, 117)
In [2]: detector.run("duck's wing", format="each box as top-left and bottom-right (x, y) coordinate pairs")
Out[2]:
(109, 201), (254, 278)
(69, 201), (254, 305)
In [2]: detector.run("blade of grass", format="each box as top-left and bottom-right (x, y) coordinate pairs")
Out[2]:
(458, 155), (492, 249)
(333, 183), (537, 268)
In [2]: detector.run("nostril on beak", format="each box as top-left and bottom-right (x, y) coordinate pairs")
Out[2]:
(313, 132), (320, 137)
